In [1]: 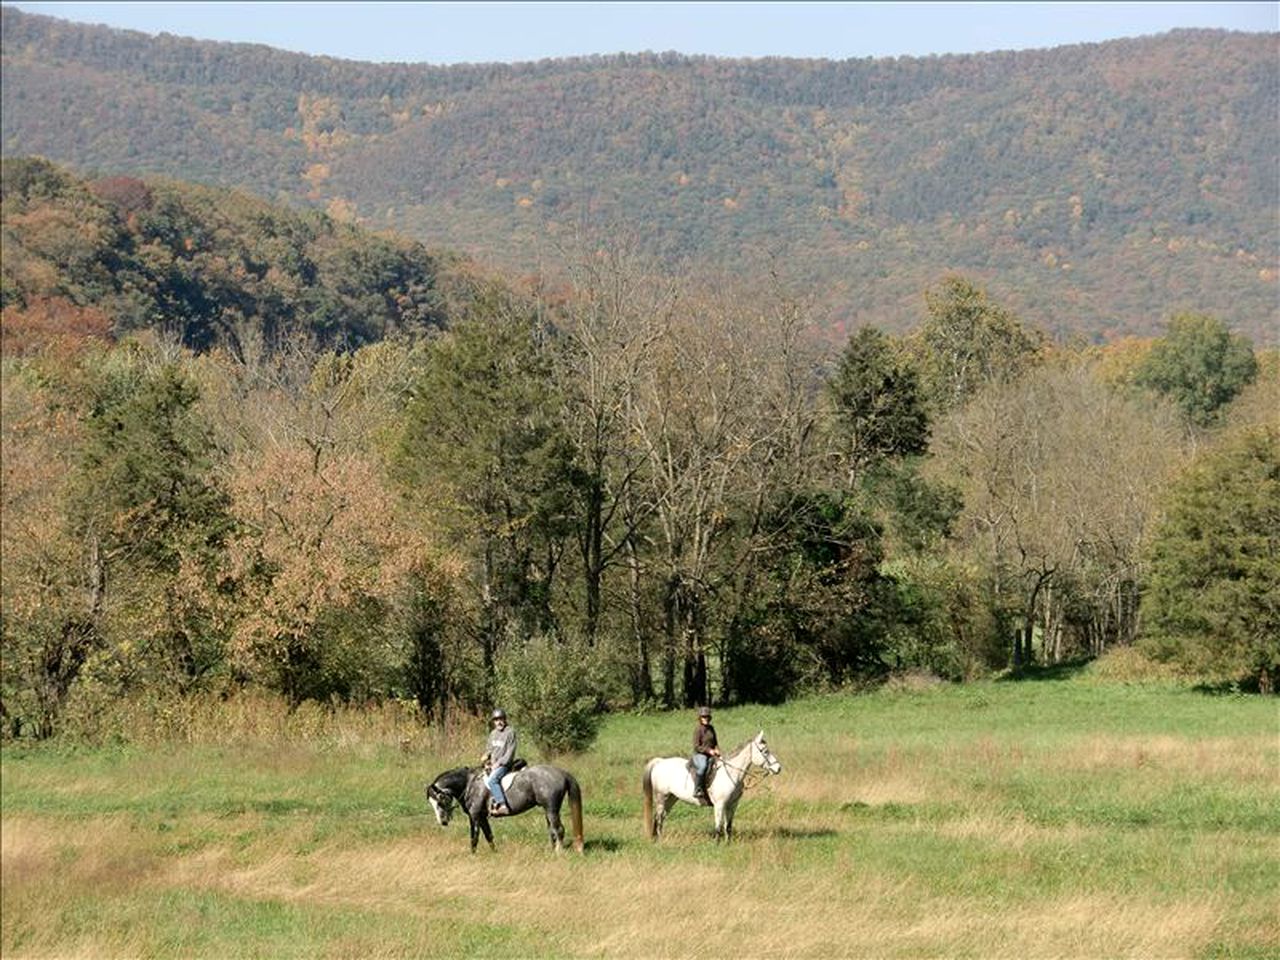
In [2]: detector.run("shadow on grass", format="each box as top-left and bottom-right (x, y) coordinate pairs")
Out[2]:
(581, 837), (625, 854)
(688, 825), (839, 842)
(840, 800), (918, 822)
(1193, 677), (1269, 697)
(765, 826), (838, 841)
(996, 660), (1092, 683)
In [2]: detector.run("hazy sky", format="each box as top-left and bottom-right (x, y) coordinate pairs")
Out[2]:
(6, 2), (1277, 64)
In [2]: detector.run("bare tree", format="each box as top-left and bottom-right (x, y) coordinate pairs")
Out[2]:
(626, 271), (823, 706)
(931, 357), (1185, 665)
(556, 241), (674, 671)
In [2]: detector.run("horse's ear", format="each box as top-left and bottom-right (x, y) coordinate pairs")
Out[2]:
(757, 729), (765, 740)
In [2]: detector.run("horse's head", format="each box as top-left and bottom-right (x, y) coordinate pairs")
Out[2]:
(426, 782), (455, 826)
(751, 730), (783, 775)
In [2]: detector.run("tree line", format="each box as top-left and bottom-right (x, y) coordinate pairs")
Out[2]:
(3, 222), (1276, 745)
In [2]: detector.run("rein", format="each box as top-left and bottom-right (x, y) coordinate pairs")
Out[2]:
(715, 742), (777, 784)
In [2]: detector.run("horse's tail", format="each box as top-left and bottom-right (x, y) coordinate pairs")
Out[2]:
(642, 758), (657, 840)
(567, 772), (585, 854)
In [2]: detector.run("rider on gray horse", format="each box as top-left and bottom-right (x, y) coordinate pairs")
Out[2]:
(481, 708), (517, 816)
(691, 706), (720, 804)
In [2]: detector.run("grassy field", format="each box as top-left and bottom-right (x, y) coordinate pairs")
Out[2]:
(3, 673), (1278, 959)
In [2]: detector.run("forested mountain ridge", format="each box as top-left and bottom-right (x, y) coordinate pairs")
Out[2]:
(2, 7), (1277, 343)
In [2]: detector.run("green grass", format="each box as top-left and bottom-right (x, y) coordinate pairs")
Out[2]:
(3, 678), (1278, 958)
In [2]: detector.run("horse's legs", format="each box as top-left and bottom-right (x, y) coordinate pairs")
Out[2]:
(545, 799), (566, 851)
(654, 793), (676, 839)
(726, 797), (745, 842)
(469, 807), (494, 852)
(713, 803), (726, 842)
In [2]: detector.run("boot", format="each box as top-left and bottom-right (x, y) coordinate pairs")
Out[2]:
(491, 802), (511, 817)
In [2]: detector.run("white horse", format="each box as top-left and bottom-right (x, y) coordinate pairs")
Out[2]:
(642, 730), (782, 841)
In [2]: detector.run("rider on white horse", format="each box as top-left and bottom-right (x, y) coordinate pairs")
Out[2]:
(691, 706), (721, 804)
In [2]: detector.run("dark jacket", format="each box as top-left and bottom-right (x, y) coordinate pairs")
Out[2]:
(693, 721), (718, 756)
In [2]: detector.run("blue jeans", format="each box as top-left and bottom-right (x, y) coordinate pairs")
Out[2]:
(485, 765), (509, 807)
(691, 753), (709, 789)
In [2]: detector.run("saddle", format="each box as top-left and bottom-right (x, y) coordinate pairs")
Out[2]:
(482, 757), (528, 777)
(686, 756), (716, 806)
(486, 758), (528, 815)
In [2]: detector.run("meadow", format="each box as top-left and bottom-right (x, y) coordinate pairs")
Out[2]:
(3, 672), (1278, 959)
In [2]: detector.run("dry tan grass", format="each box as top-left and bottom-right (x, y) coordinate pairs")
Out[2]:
(934, 812), (1096, 850)
(3, 805), (1268, 959)
(6, 687), (1278, 960)
(774, 740), (959, 808)
(1051, 734), (1279, 781)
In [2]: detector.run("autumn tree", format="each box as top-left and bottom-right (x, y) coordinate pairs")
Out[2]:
(226, 445), (446, 704)
(1, 349), (97, 737)
(0, 335), (238, 737)
(70, 342), (237, 694)
(197, 334), (464, 712)
(0, 296), (113, 357)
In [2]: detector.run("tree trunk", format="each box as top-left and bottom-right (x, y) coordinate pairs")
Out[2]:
(662, 574), (679, 709)
(581, 475), (604, 645)
(625, 535), (653, 702)
(481, 538), (498, 694)
(1020, 568), (1054, 667)
(679, 586), (707, 707)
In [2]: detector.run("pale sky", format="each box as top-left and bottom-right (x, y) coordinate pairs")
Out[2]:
(4, 2), (1277, 64)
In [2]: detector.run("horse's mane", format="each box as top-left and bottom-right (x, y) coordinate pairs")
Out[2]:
(431, 766), (473, 792)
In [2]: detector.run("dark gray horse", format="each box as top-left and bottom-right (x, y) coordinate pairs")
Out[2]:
(426, 764), (584, 853)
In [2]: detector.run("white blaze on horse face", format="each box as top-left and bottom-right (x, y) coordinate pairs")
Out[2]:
(428, 795), (450, 826)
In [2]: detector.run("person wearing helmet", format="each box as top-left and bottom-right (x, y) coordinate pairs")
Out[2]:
(691, 706), (720, 804)
(481, 708), (517, 816)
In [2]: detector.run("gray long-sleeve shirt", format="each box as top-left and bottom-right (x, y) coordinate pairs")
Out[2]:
(485, 726), (517, 768)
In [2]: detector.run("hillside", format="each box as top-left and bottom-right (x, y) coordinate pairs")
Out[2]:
(0, 157), (445, 353)
(2, 8), (1277, 343)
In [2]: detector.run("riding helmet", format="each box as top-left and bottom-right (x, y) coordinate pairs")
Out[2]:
(697, 706), (712, 718)
(492, 708), (507, 721)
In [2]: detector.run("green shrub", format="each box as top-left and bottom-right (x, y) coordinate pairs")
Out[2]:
(494, 634), (604, 756)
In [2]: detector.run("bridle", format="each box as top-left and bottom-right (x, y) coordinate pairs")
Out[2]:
(428, 783), (456, 822)
(717, 738), (779, 783)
